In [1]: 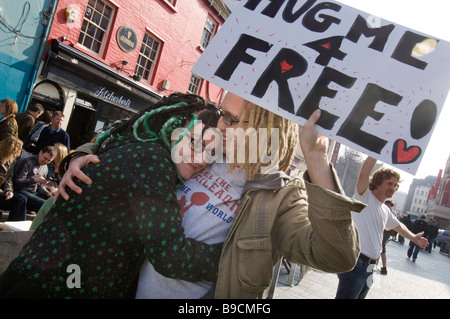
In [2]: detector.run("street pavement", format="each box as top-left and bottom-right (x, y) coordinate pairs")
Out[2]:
(273, 239), (450, 299)
(2, 212), (448, 299)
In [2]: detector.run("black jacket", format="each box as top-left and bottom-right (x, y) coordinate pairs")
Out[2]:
(412, 219), (429, 237)
(427, 224), (439, 238)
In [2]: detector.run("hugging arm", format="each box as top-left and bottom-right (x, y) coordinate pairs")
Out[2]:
(114, 143), (222, 282)
(56, 143), (100, 201)
(393, 223), (428, 249)
(59, 142), (222, 282)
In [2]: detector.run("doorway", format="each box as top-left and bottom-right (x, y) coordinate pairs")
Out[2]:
(66, 96), (97, 149)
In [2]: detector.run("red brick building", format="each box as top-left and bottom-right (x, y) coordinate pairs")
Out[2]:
(427, 155), (450, 228)
(31, 0), (229, 148)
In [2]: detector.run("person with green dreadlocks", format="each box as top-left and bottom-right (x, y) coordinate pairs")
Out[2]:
(0, 93), (222, 299)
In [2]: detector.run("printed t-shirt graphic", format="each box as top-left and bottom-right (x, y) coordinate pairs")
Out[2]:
(135, 162), (246, 299)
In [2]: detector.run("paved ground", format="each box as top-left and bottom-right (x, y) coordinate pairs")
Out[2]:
(2, 212), (448, 299)
(273, 240), (450, 299)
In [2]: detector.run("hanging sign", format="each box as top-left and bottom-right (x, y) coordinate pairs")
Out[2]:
(117, 26), (138, 53)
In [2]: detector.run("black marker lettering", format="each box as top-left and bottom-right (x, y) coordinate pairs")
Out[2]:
(244, 0), (284, 18)
(345, 15), (395, 52)
(251, 48), (308, 113)
(392, 31), (434, 70)
(215, 34), (273, 81)
(410, 99), (437, 139)
(302, 2), (342, 33)
(337, 83), (402, 153)
(304, 36), (347, 66)
(297, 67), (356, 129)
(283, 0), (317, 23)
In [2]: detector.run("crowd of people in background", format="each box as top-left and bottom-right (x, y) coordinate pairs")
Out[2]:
(0, 99), (69, 221)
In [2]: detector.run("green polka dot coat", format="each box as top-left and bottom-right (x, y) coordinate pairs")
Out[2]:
(11, 138), (221, 298)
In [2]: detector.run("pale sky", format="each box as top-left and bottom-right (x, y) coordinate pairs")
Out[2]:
(223, 0), (450, 193)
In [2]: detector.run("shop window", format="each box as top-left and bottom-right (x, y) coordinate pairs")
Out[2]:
(75, 96), (95, 110)
(109, 106), (121, 122)
(187, 74), (202, 94)
(134, 32), (161, 83)
(78, 0), (115, 56)
(99, 103), (110, 119)
(97, 104), (135, 130)
(200, 16), (217, 49)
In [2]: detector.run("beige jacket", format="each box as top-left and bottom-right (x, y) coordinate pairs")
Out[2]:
(214, 168), (365, 299)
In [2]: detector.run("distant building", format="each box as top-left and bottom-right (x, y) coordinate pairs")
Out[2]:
(403, 175), (436, 218)
(409, 184), (431, 218)
(427, 155), (450, 229)
(392, 191), (407, 216)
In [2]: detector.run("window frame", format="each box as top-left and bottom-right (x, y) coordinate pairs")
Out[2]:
(200, 16), (217, 49)
(187, 74), (202, 95)
(164, 0), (176, 6)
(77, 0), (116, 57)
(160, 0), (177, 12)
(134, 31), (163, 84)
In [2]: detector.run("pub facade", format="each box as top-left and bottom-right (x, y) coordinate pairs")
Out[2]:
(31, 0), (229, 148)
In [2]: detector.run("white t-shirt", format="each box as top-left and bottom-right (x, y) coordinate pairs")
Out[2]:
(135, 162), (246, 299)
(352, 188), (400, 259)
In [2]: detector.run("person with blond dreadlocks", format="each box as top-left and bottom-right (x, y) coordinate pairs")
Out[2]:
(0, 93), (223, 299)
(55, 92), (365, 299)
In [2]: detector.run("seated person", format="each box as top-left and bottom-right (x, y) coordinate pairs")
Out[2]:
(0, 136), (27, 221)
(12, 145), (56, 212)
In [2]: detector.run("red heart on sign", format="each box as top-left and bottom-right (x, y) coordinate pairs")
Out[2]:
(280, 60), (294, 74)
(392, 139), (422, 164)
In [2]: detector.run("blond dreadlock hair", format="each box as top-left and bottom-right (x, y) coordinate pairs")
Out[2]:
(227, 101), (298, 181)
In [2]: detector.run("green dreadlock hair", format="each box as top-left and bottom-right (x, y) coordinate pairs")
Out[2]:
(131, 102), (196, 149)
(96, 92), (218, 158)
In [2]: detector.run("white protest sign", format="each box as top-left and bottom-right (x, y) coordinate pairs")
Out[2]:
(192, 0), (450, 174)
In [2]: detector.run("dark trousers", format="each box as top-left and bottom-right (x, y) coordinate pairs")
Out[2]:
(15, 190), (46, 212)
(336, 257), (375, 299)
(426, 237), (436, 252)
(0, 192), (27, 221)
(407, 241), (422, 260)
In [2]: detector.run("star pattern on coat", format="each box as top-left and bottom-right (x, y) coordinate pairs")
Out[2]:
(13, 138), (221, 298)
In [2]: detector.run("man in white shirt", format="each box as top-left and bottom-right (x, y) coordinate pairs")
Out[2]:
(335, 157), (428, 299)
